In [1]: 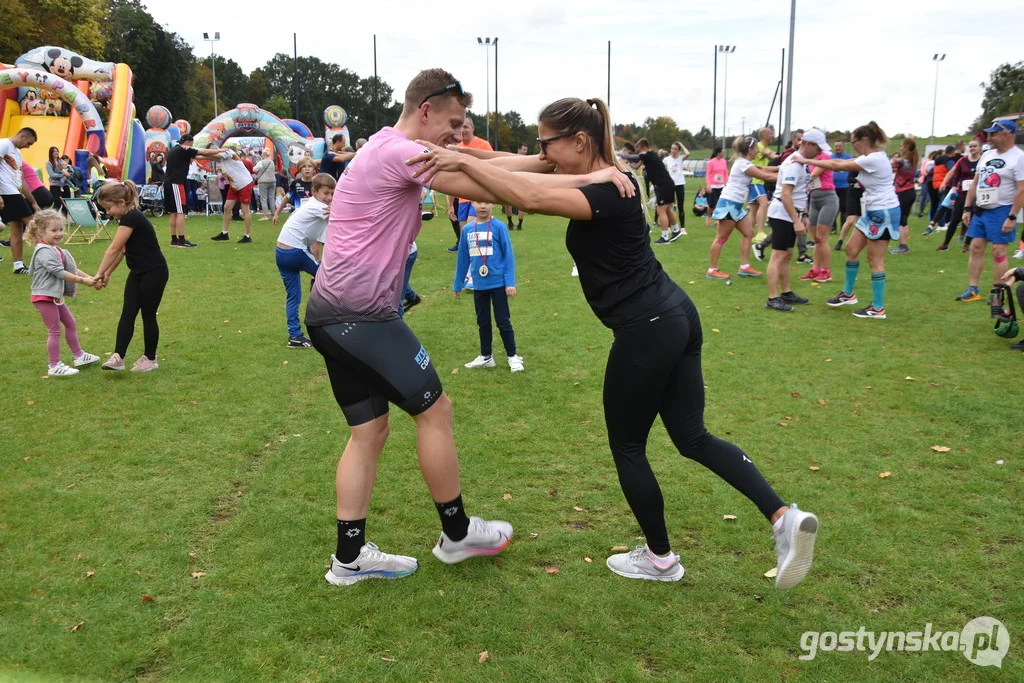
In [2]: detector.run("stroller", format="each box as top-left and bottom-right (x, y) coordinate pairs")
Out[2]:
(139, 184), (165, 217)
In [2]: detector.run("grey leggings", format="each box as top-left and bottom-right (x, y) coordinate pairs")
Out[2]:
(809, 189), (839, 227)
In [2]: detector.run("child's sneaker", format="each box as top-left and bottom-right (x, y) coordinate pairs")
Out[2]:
(102, 353), (125, 371)
(131, 356), (159, 372)
(464, 355), (496, 369)
(606, 545), (685, 582)
(73, 352), (100, 368)
(287, 335), (313, 348)
(798, 268), (820, 281)
(508, 355), (524, 372)
(325, 542), (418, 586)
(431, 516), (513, 564)
(48, 362), (79, 377)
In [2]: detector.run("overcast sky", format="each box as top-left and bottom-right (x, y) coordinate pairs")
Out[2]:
(149, 0), (1023, 139)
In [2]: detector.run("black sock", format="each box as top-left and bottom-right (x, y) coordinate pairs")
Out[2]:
(507, 216), (513, 228)
(336, 518), (366, 563)
(517, 220), (522, 228)
(435, 495), (470, 541)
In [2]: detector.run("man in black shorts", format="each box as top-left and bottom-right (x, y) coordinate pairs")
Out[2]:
(163, 134), (224, 248)
(835, 168), (863, 252)
(304, 69), (514, 586)
(0, 128), (39, 274)
(623, 139), (680, 244)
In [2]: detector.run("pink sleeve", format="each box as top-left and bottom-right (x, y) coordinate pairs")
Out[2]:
(387, 138), (433, 188)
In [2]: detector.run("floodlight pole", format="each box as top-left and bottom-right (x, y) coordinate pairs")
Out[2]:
(712, 46), (718, 143)
(930, 54), (946, 146)
(203, 32), (220, 117)
(783, 0), (795, 144)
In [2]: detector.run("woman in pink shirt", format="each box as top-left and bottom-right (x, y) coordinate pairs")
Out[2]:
(800, 141), (839, 283)
(21, 161), (54, 211)
(705, 146), (728, 214)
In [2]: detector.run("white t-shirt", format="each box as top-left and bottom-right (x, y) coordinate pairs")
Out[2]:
(767, 155), (810, 222)
(277, 196), (329, 253)
(720, 158), (754, 204)
(854, 151), (899, 211)
(663, 155), (687, 186)
(974, 146), (1024, 209)
(217, 152), (253, 190)
(0, 138), (23, 194)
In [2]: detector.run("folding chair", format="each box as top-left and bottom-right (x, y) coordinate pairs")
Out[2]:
(206, 176), (224, 216)
(63, 197), (113, 245)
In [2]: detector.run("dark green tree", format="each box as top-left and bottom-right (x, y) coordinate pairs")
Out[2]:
(969, 61), (1024, 133)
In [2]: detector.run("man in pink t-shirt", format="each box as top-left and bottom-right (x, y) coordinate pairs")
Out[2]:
(306, 68), (517, 586)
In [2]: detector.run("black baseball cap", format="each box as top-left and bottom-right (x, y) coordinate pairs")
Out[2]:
(180, 134), (194, 143)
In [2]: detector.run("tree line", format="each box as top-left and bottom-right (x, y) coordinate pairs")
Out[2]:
(4, 1), (1019, 144)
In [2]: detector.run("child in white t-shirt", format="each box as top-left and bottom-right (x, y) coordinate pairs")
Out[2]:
(275, 173), (335, 347)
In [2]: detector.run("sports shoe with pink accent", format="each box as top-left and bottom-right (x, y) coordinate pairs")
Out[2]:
(431, 516), (513, 564)
(606, 544), (685, 582)
(131, 356), (159, 373)
(813, 269), (832, 283)
(102, 353), (125, 371)
(798, 269), (820, 281)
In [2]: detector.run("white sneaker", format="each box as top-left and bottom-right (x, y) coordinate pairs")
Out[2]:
(73, 352), (100, 368)
(508, 355), (524, 372)
(936, 224), (948, 232)
(773, 504), (818, 589)
(431, 516), (513, 564)
(48, 362), (79, 377)
(325, 542), (418, 586)
(570, 265), (579, 277)
(464, 355), (496, 369)
(606, 545), (684, 582)
(1013, 249), (1024, 260)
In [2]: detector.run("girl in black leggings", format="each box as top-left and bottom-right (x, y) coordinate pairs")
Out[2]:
(93, 181), (169, 372)
(411, 96), (819, 588)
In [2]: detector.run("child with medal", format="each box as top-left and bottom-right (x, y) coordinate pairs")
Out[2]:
(453, 200), (524, 372)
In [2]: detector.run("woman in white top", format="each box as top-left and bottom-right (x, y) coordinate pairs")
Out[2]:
(706, 137), (777, 280)
(663, 141), (690, 233)
(798, 122), (900, 319)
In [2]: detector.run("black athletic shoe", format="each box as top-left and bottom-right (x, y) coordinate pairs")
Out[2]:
(1010, 339), (1024, 351)
(181, 239), (198, 249)
(0, 239), (10, 247)
(13, 266), (29, 274)
(780, 291), (810, 305)
(402, 294), (422, 312)
(238, 235), (253, 244)
(211, 232), (230, 241)
(833, 239), (844, 251)
(765, 297), (793, 312)
(170, 238), (182, 248)
(668, 230), (683, 243)
(287, 335), (313, 348)
(653, 236), (671, 245)
(447, 244), (459, 252)
(796, 255), (813, 264)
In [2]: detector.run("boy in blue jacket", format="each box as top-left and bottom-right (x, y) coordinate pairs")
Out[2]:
(454, 200), (523, 372)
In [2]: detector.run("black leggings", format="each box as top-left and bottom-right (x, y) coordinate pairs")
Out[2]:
(928, 185), (941, 221)
(673, 185), (686, 228)
(450, 199), (461, 241)
(942, 190), (970, 247)
(709, 187), (722, 212)
(115, 267), (169, 360)
(604, 297), (785, 555)
(897, 189), (915, 227)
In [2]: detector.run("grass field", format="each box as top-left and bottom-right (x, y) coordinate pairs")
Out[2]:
(1, 201), (1021, 681)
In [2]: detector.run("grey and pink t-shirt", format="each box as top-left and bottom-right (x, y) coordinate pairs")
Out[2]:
(305, 127), (430, 324)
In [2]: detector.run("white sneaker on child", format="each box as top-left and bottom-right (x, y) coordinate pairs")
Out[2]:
(508, 355), (524, 372)
(48, 362), (79, 377)
(73, 352), (100, 367)
(464, 355), (496, 369)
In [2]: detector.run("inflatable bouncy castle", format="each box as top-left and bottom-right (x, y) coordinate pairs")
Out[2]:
(0, 46), (145, 185)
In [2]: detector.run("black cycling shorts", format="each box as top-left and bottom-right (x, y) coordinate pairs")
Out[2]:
(769, 216), (797, 251)
(846, 186), (864, 217)
(308, 318), (444, 426)
(654, 184), (675, 206)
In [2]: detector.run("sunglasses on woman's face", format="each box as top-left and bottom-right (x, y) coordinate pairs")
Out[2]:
(537, 133), (572, 154)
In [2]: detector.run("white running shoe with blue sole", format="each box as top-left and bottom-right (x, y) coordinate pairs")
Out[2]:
(325, 542), (418, 586)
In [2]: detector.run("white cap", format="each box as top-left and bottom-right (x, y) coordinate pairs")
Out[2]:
(802, 128), (832, 154)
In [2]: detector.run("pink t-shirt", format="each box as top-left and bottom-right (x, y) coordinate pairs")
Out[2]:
(706, 157), (728, 188)
(21, 162), (44, 192)
(809, 152), (835, 191)
(305, 127), (430, 324)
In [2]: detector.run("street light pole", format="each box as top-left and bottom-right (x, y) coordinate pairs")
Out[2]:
(719, 45), (736, 150)
(930, 53), (946, 146)
(712, 45), (718, 143)
(203, 32), (220, 117)
(783, 0), (795, 144)
(477, 37), (494, 143)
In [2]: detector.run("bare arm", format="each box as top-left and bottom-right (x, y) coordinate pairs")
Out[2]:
(804, 157), (862, 172)
(779, 184), (803, 229)
(746, 165), (779, 182)
(3, 155), (17, 170)
(485, 155), (556, 173)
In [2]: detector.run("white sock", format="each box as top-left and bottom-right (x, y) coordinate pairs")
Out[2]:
(14, 260), (24, 268)
(741, 263), (750, 269)
(707, 267), (716, 274)
(221, 230), (229, 234)
(671, 224), (679, 233)
(661, 230), (669, 240)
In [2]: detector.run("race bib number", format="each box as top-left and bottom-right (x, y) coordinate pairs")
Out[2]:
(977, 187), (995, 207)
(961, 178), (973, 192)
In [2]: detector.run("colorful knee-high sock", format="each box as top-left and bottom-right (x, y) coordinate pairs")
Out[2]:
(871, 271), (886, 309)
(844, 260), (860, 294)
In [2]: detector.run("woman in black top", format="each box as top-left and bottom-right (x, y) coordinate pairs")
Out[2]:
(93, 181), (169, 372)
(411, 98), (818, 588)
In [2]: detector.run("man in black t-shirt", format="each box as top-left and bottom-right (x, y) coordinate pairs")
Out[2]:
(621, 139), (680, 245)
(319, 134), (356, 180)
(163, 134), (225, 248)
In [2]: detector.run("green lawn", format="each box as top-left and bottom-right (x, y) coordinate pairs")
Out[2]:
(1, 204), (1020, 681)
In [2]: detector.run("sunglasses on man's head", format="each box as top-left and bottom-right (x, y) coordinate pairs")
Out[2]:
(537, 133), (572, 153)
(419, 81), (464, 108)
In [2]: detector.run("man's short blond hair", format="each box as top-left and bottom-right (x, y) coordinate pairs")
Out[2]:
(403, 68), (473, 115)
